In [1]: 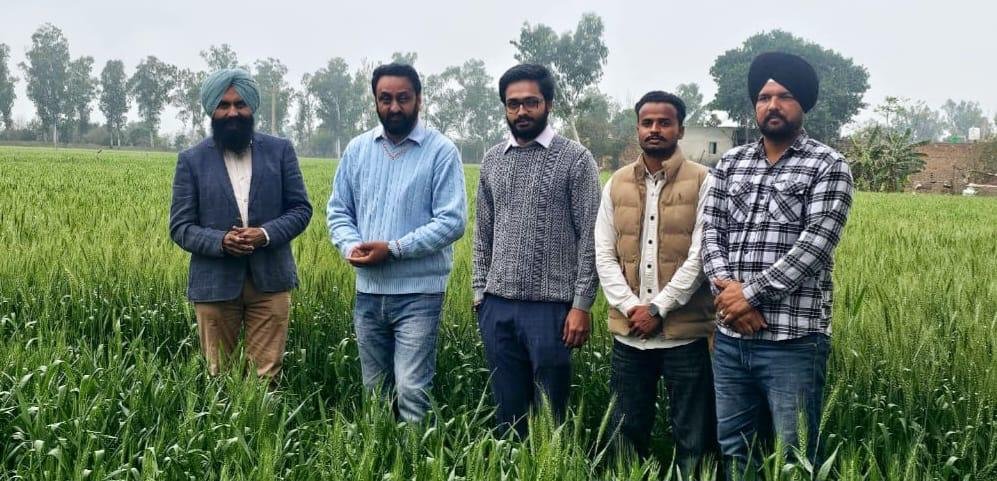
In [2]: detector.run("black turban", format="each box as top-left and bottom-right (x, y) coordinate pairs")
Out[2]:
(748, 52), (819, 113)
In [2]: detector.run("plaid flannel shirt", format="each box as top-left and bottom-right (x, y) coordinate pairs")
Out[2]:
(701, 132), (853, 340)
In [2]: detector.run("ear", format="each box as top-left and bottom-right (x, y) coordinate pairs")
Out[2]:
(677, 125), (685, 140)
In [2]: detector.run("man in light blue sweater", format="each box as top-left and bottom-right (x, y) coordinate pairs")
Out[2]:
(327, 63), (467, 422)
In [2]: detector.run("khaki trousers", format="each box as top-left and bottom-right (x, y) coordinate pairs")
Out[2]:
(194, 278), (291, 379)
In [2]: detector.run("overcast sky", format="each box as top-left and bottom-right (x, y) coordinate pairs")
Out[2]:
(4, 0), (995, 134)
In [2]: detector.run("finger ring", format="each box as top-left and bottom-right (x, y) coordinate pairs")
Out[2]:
(719, 310), (726, 317)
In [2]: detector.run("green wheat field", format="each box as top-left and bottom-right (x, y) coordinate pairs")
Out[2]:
(1, 145), (995, 480)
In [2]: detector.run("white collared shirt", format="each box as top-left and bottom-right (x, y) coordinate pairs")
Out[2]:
(223, 148), (252, 228)
(594, 167), (711, 350)
(503, 125), (556, 152)
(223, 147), (270, 246)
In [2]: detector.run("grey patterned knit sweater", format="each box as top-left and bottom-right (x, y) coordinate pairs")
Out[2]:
(472, 135), (601, 310)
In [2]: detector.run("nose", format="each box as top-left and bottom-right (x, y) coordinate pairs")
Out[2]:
(224, 105), (240, 117)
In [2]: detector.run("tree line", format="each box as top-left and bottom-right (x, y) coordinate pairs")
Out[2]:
(0, 20), (994, 168)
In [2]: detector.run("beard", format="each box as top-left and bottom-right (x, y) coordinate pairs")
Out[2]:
(757, 112), (801, 142)
(640, 136), (677, 159)
(378, 109), (419, 138)
(211, 114), (255, 153)
(507, 109), (549, 142)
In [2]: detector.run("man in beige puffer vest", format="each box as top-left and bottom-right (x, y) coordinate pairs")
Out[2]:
(594, 91), (719, 474)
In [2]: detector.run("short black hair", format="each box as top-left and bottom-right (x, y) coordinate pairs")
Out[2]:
(498, 64), (555, 103)
(371, 63), (422, 96)
(634, 91), (687, 126)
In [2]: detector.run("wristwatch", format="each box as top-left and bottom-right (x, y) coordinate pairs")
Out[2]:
(648, 303), (661, 318)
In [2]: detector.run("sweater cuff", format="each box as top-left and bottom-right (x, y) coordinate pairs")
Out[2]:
(388, 239), (403, 258)
(572, 295), (595, 312)
(473, 288), (485, 305)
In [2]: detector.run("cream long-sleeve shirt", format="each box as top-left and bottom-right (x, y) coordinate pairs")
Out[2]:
(594, 169), (711, 350)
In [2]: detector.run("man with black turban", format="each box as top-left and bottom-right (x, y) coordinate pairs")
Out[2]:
(169, 68), (313, 384)
(700, 52), (854, 475)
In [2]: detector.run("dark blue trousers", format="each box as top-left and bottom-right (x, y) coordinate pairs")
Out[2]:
(477, 294), (572, 437)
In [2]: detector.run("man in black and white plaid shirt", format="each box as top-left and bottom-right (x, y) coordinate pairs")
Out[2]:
(702, 52), (853, 476)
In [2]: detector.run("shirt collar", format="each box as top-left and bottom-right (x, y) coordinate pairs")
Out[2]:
(375, 120), (427, 146)
(752, 129), (811, 162)
(504, 125), (556, 152)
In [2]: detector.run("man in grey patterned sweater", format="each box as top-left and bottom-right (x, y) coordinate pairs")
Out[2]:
(472, 64), (601, 437)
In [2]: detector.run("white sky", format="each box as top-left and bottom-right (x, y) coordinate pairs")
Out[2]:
(3, 0), (995, 134)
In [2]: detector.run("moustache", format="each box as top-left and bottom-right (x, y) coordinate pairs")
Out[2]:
(645, 136), (666, 142)
(765, 113), (787, 123)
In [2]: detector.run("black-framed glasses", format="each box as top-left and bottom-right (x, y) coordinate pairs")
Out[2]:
(505, 97), (544, 112)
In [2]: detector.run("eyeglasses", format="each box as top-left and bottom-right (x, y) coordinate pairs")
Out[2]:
(505, 97), (544, 112)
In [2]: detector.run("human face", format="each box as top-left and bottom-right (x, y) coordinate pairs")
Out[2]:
(637, 102), (684, 159)
(375, 75), (420, 138)
(213, 86), (253, 121)
(755, 80), (804, 141)
(503, 80), (550, 142)
(211, 86), (254, 153)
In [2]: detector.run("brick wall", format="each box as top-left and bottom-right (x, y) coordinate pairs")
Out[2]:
(909, 143), (987, 194)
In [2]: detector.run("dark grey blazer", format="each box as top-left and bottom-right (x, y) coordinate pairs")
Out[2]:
(169, 133), (313, 302)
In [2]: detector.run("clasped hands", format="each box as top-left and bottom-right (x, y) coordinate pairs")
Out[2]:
(625, 304), (662, 339)
(347, 241), (392, 267)
(222, 226), (267, 256)
(713, 279), (767, 335)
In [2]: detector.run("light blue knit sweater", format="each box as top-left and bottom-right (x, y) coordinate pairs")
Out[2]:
(327, 121), (467, 294)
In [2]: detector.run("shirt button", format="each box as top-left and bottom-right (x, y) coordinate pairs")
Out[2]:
(648, 240), (653, 244)
(650, 216), (655, 220)
(647, 289), (652, 293)
(647, 264), (652, 268)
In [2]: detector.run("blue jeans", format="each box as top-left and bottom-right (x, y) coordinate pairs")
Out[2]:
(353, 292), (444, 422)
(609, 338), (718, 476)
(477, 294), (572, 437)
(713, 332), (830, 478)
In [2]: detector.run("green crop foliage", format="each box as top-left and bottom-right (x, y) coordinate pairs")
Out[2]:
(1, 146), (995, 480)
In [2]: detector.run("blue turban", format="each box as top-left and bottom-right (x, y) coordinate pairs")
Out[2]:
(200, 68), (260, 117)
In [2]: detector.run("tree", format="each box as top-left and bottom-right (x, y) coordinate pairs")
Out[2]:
(510, 12), (609, 140)
(708, 30), (869, 143)
(20, 23), (71, 145)
(292, 73), (316, 154)
(456, 59), (503, 161)
(874, 96), (943, 142)
(846, 124), (927, 192)
(607, 107), (638, 168)
(172, 68), (207, 140)
(200, 44), (245, 71)
(423, 66), (464, 138)
(941, 99), (989, 139)
(99, 60), (129, 147)
(0, 43), (16, 130)
(389, 52), (418, 66)
(253, 57), (293, 135)
(575, 89), (614, 163)
(128, 56), (177, 147)
(674, 83), (707, 126)
(65, 55), (96, 142)
(308, 58), (365, 157)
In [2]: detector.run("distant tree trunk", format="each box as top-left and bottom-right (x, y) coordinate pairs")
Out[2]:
(271, 85), (277, 135)
(52, 124), (58, 146)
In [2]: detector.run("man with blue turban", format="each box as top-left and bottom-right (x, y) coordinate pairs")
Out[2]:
(169, 68), (313, 385)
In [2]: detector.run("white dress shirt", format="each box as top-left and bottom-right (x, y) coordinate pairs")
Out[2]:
(223, 148), (269, 245)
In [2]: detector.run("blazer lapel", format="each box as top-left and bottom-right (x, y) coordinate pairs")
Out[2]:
(247, 135), (265, 226)
(209, 142), (242, 226)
